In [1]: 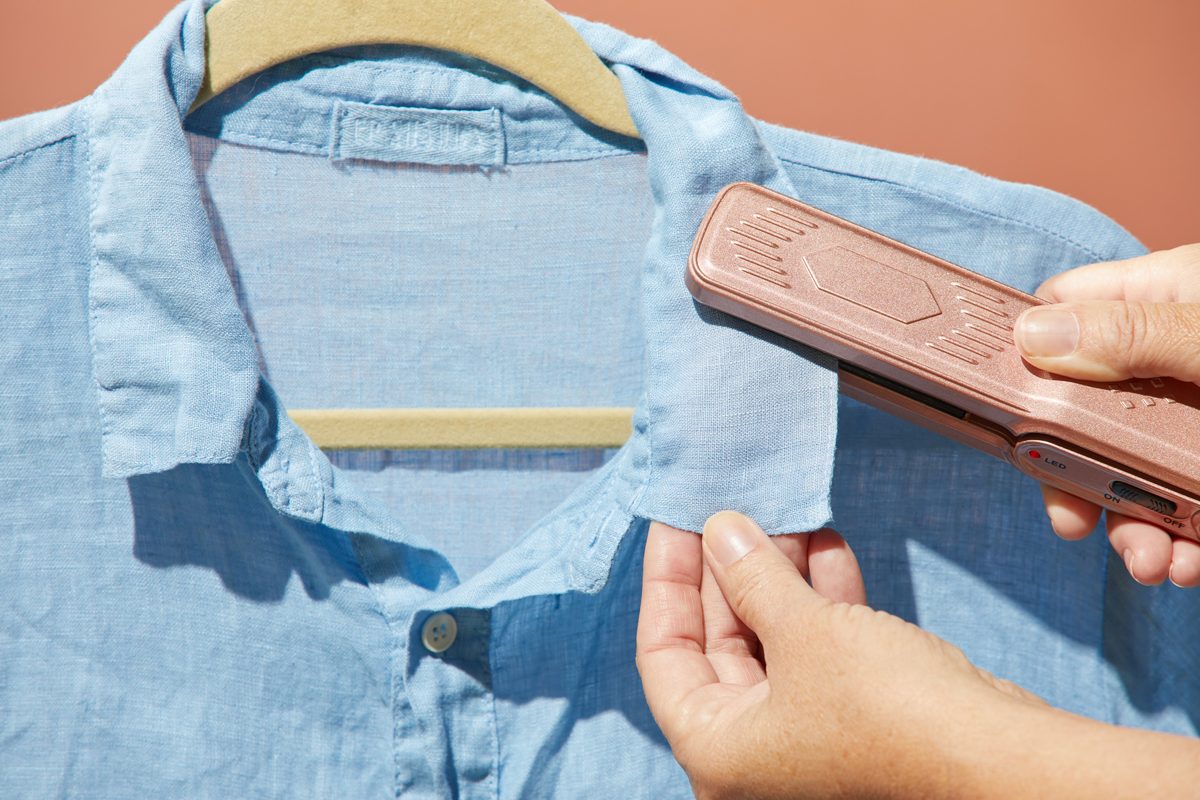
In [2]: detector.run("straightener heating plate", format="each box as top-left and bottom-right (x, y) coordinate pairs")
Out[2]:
(687, 182), (1200, 540)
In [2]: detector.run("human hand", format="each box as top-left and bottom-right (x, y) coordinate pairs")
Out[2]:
(1014, 245), (1200, 587)
(636, 511), (1044, 799)
(638, 510), (1200, 798)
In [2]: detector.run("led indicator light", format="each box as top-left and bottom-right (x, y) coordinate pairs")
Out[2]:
(1028, 450), (1040, 459)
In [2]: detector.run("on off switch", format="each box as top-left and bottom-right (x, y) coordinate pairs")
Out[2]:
(1108, 481), (1178, 517)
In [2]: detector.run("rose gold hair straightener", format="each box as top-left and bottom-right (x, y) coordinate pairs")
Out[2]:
(687, 182), (1200, 540)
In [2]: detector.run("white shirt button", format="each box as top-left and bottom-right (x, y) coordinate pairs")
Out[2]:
(421, 612), (458, 654)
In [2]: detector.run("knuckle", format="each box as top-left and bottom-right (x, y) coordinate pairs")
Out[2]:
(1172, 243), (1200, 270)
(1142, 245), (1200, 303)
(1109, 302), (1200, 381)
(703, 632), (756, 657)
(1128, 255), (1159, 296)
(1162, 304), (1200, 379)
(820, 601), (873, 645)
(1099, 301), (1150, 364)
(726, 556), (786, 619)
(1165, 245), (1200, 302)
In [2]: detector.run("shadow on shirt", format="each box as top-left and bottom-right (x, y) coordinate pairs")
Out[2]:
(126, 435), (1200, 739)
(128, 460), (374, 603)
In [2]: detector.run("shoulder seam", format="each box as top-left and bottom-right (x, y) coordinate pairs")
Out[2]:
(776, 154), (1108, 262)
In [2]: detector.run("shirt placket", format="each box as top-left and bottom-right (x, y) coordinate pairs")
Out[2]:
(403, 606), (498, 799)
(243, 386), (498, 797)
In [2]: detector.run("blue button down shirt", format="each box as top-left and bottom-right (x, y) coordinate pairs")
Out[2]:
(1, 1), (1197, 797)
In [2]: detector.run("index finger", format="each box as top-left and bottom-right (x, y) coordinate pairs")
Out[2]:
(1036, 247), (1200, 304)
(637, 521), (719, 738)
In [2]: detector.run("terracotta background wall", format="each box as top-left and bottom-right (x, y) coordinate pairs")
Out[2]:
(2, 1), (1196, 250)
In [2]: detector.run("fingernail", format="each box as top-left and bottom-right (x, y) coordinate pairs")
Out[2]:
(704, 512), (759, 567)
(1124, 549), (1147, 586)
(1169, 563), (1182, 589)
(1016, 307), (1080, 358)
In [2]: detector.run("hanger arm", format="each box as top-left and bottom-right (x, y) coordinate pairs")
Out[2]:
(290, 407), (634, 449)
(194, 0), (639, 139)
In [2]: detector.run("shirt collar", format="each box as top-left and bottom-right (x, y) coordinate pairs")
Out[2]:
(84, 0), (838, 537)
(86, 0), (259, 479)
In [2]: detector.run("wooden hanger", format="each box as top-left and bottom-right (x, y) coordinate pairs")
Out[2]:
(193, 0), (639, 137)
(195, 0), (638, 450)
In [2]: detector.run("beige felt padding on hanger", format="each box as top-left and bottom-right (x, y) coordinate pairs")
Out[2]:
(289, 407), (635, 450)
(196, 0), (640, 450)
(193, 0), (639, 138)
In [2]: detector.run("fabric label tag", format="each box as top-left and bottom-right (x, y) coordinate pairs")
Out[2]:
(330, 100), (505, 166)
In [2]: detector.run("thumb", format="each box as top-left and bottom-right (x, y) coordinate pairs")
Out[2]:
(701, 510), (822, 642)
(1014, 301), (1200, 384)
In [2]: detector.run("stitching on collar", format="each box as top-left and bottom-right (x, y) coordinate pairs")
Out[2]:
(82, 95), (121, 476)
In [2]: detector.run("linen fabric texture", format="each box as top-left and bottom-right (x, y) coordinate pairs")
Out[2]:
(1, 1), (1196, 797)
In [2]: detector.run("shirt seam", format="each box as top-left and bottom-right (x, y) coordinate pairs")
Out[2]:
(776, 155), (1108, 263)
(566, 440), (642, 592)
(241, 398), (323, 521)
(190, 124), (632, 164)
(302, 436), (327, 520)
(0, 132), (77, 170)
(81, 96), (117, 473)
(344, 533), (405, 800)
(485, 623), (500, 800)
